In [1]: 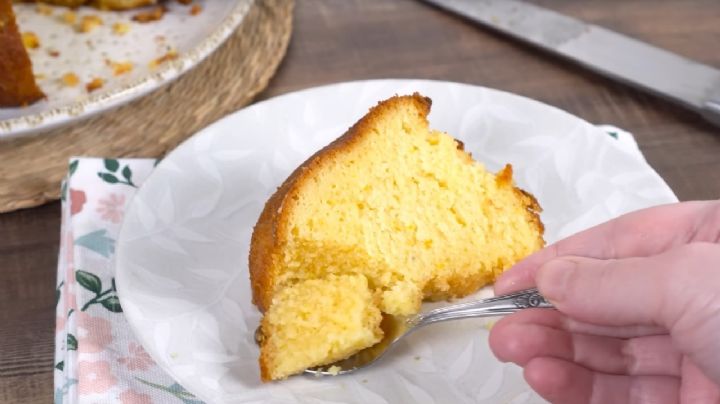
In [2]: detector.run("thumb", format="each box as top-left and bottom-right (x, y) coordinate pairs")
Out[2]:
(536, 242), (720, 382)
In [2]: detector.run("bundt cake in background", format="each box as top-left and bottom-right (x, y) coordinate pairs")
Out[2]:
(0, 0), (160, 107)
(250, 93), (545, 381)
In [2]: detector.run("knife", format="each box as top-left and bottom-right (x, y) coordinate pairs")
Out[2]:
(421, 0), (720, 127)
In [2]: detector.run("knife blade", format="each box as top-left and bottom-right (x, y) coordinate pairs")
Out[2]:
(422, 0), (720, 127)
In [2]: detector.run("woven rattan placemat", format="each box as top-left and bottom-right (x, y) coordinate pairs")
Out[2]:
(0, 0), (293, 213)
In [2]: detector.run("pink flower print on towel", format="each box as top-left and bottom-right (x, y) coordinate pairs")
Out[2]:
(118, 342), (155, 371)
(119, 389), (153, 404)
(77, 312), (113, 353)
(97, 193), (126, 224)
(70, 189), (87, 216)
(78, 360), (118, 395)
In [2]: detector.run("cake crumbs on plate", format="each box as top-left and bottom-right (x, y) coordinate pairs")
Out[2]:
(47, 48), (60, 58)
(132, 6), (167, 23)
(107, 60), (134, 76)
(149, 49), (178, 69)
(85, 77), (104, 92)
(35, 4), (54, 16)
(61, 73), (80, 87)
(21, 32), (40, 49)
(112, 22), (130, 36)
(34, 73), (47, 80)
(327, 365), (342, 376)
(78, 15), (103, 33)
(61, 10), (77, 25)
(190, 4), (202, 15)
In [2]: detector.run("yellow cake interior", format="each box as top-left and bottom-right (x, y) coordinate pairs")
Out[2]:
(260, 274), (382, 380)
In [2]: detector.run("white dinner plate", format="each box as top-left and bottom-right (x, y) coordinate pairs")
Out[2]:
(0, 0), (252, 138)
(115, 79), (678, 403)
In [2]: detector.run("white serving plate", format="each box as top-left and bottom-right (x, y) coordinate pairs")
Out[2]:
(116, 79), (678, 403)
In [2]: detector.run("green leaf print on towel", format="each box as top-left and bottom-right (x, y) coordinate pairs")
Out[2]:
(67, 334), (78, 351)
(97, 160), (138, 188)
(76, 271), (102, 294)
(55, 281), (64, 307)
(104, 159), (120, 172)
(99, 296), (123, 313)
(76, 270), (123, 313)
(136, 378), (204, 404)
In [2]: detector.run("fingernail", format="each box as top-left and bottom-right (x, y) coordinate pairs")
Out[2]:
(536, 259), (576, 303)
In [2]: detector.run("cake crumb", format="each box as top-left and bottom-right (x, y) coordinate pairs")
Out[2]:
(61, 73), (80, 87)
(35, 4), (53, 16)
(149, 49), (178, 69)
(112, 22), (130, 36)
(34, 73), (47, 80)
(108, 60), (134, 76)
(361, 379), (368, 384)
(133, 6), (167, 23)
(21, 32), (40, 49)
(61, 11), (77, 25)
(85, 77), (104, 93)
(190, 4), (202, 15)
(483, 320), (497, 331)
(47, 49), (60, 58)
(78, 15), (103, 33)
(414, 356), (421, 361)
(177, 0), (192, 4)
(327, 365), (342, 376)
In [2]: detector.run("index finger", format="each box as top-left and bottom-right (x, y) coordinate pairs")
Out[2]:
(495, 200), (719, 294)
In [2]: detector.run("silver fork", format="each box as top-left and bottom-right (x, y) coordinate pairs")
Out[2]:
(305, 288), (554, 376)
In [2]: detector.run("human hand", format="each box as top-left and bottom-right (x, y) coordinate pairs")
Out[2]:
(489, 201), (720, 403)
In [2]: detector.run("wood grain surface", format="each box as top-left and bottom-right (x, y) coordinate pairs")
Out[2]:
(2, 0), (720, 402)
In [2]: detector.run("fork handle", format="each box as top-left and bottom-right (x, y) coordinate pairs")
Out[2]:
(414, 288), (554, 326)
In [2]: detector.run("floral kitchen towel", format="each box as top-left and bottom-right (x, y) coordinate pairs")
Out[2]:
(54, 158), (204, 404)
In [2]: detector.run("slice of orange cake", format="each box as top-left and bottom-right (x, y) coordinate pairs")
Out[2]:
(250, 93), (544, 381)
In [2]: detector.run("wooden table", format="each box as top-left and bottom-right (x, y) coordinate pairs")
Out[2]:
(2, 0), (719, 402)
